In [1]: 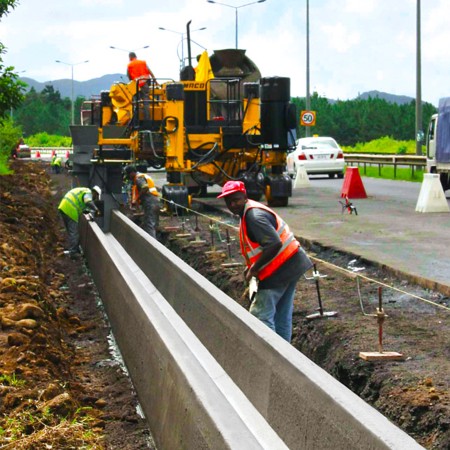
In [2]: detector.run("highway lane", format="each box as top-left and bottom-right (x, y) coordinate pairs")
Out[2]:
(152, 171), (450, 296)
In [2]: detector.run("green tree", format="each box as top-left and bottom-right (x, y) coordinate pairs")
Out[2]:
(0, 118), (23, 172)
(14, 86), (72, 136)
(0, 1), (26, 122)
(292, 93), (437, 146)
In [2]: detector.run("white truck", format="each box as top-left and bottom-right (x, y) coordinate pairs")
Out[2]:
(426, 97), (450, 191)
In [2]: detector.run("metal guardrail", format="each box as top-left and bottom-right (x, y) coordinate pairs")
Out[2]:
(30, 147), (72, 155)
(344, 154), (427, 177)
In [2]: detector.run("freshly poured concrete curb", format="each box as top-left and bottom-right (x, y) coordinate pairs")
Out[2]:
(110, 210), (423, 450)
(79, 218), (288, 450)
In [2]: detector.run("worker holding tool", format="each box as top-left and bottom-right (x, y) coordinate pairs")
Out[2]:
(58, 186), (102, 257)
(123, 165), (160, 239)
(217, 180), (312, 342)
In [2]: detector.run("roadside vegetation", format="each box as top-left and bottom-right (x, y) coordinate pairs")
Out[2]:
(342, 135), (422, 154)
(342, 136), (425, 182)
(346, 165), (424, 183)
(292, 93), (436, 146)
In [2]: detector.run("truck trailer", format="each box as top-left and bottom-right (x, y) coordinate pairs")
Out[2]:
(426, 97), (450, 191)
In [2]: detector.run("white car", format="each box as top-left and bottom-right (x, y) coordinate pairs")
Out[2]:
(286, 136), (345, 179)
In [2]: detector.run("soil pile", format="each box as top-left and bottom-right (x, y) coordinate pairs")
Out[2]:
(0, 161), (152, 449)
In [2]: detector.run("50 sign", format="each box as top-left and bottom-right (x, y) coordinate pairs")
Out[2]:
(300, 110), (316, 126)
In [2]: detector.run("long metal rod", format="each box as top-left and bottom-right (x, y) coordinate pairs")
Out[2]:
(415, 0), (422, 155)
(305, 0), (311, 138)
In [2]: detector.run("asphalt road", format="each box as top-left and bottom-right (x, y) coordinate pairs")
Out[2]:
(153, 171), (450, 296)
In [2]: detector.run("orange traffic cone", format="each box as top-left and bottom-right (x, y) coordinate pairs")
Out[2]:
(35, 150), (41, 158)
(341, 167), (367, 199)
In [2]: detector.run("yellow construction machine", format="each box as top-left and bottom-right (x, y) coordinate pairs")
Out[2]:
(73, 22), (297, 217)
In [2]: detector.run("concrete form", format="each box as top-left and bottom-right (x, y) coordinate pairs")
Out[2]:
(79, 218), (289, 450)
(80, 211), (424, 449)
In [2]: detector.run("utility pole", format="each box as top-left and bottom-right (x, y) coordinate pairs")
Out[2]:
(415, 0), (423, 155)
(305, 0), (311, 137)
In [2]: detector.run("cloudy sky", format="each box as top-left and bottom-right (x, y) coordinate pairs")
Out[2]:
(1, 0), (449, 106)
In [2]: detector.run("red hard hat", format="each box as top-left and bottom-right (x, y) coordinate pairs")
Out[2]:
(217, 180), (247, 198)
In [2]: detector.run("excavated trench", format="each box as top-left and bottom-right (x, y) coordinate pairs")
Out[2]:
(156, 207), (450, 450)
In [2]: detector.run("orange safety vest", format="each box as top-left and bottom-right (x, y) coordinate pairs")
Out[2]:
(131, 173), (159, 204)
(239, 200), (300, 281)
(127, 59), (151, 87)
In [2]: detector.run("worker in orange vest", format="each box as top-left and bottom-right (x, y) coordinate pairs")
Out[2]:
(217, 180), (312, 342)
(127, 52), (156, 120)
(123, 165), (160, 239)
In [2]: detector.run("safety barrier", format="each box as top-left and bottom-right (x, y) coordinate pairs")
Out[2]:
(80, 211), (424, 450)
(344, 153), (426, 177)
(30, 147), (72, 155)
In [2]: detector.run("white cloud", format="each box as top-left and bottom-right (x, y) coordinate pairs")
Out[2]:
(1, 0), (449, 105)
(321, 23), (360, 53)
(344, 0), (376, 15)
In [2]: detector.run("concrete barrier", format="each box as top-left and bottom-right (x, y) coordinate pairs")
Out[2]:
(79, 217), (289, 450)
(109, 210), (423, 450)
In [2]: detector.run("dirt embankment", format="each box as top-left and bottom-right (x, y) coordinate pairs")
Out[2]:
(0, 161), (152, 449)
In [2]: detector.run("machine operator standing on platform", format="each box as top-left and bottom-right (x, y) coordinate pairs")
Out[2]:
(127, 52), (156, 120)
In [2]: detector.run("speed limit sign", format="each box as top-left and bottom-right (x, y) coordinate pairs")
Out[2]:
(300, 110), (316, 126)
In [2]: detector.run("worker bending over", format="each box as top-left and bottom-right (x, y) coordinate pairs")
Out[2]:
(124, 165), (160, 239)
(51, 154), (62, 174)
(58, 186), (101, 257)
(217, 181), (312, 342)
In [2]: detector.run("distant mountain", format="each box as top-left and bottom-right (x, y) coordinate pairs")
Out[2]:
(355, 90), (415, 105)
(19, 77), (423, 107)
(20, 74), (126, 99)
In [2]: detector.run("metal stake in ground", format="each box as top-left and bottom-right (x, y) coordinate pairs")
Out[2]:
(305, 264), (338, 320)
(175, 216), (191, 238)
(189, 215), (207, 246)
(221, 227), (242, 268)
(359, 287), (404, 361)
(205, 220), (222, 255)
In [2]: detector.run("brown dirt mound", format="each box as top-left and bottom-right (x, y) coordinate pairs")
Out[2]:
(0, 161), (152, 449)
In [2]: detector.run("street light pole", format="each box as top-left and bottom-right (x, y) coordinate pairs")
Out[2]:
(207, 0), (266, 49)
(159, 27), (206, 69)
(55, 59), (89, 125)
(305, 0), (311, 137)
(415, 0), (422, 155)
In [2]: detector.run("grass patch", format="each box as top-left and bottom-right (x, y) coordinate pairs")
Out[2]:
(0, 373), (26, 387)
(342, 136), (424, 155)
(346, 164), (424, 182)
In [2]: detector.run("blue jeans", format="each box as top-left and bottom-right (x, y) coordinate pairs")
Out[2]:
(249, 279), (298, 342)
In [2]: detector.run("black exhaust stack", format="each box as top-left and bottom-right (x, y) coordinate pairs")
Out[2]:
(180, 20), (196, 81)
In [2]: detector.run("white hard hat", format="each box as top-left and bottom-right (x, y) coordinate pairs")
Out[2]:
(92, 185), (102, 199)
